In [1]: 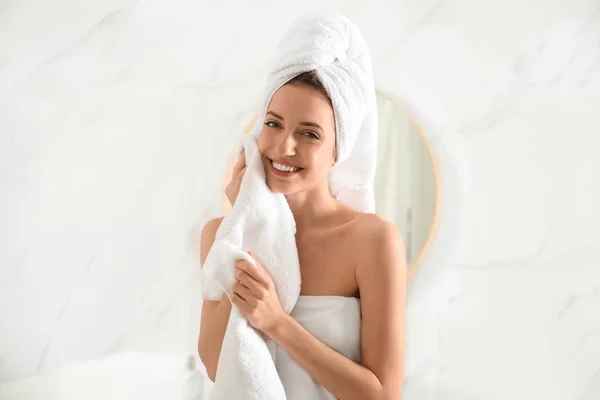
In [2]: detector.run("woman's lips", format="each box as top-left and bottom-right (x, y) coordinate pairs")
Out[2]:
(269, 159), (303, 177)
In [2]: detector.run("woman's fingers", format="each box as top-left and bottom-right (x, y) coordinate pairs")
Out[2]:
(237, 166), (247, 180)
(234, 259), (261, 284)
(226, 151), (247, 205)
(232, 151), (246, 175)
(231, 290), (249, 313)
(232, 279), (254, 304)
(247, 252), (272, 285)
(235, 267), (263, 298)
(236, 258), (270, 287)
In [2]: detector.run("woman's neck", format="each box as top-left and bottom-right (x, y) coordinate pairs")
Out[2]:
(285, 186), (339, 232)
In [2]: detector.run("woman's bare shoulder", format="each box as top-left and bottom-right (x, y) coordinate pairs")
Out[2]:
(353, 213), (406, 291)
(203, 216), (224, 234)
(200, 217), (224, 267)
(353, 213), (405, 260)
(354, 212), (398, 235)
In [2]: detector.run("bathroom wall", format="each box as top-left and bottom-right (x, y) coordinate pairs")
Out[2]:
(1, 0), (599, 398)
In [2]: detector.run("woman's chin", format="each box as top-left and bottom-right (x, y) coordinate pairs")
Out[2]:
(267, 183), (291, 194)
(266, 178), (296, 195)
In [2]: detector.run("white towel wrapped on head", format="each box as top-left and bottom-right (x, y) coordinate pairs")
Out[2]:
(201, 11), (378, 400)
(269, 11), (378, 212)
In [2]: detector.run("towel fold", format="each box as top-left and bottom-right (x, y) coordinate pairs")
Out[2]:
(201, 11), (377, 400)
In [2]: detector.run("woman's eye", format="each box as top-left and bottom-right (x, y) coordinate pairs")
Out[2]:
(265, 121), (280, 128)
(303, 131), (319, 139)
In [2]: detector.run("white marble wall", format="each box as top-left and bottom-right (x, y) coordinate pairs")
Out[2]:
(1, 0), (599, 398)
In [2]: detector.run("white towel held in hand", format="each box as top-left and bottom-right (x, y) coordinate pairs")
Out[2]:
(202, 11), (378, 400)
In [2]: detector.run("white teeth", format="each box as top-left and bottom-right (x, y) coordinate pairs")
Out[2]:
(273, 161), (299, 172)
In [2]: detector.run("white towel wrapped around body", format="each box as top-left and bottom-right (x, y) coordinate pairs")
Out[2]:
(201, 11), (378, 400)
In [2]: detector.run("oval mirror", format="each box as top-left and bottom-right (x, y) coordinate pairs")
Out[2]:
(374, 92), (439, 277)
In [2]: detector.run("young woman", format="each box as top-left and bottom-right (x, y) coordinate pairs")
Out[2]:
(198, 71), (406, 400)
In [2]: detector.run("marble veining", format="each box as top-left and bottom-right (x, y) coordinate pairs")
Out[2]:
(1, 0), (599, 398)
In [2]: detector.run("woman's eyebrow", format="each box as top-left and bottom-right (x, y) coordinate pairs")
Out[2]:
(266, 110), (324, 131)
(266, 110), (284, 120)
(298, 121), (323, 131)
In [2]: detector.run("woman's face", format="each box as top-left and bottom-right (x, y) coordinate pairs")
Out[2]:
(258, 83), (336, 194)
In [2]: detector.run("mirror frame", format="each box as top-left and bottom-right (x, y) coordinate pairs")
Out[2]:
(375, 90), (441, 279)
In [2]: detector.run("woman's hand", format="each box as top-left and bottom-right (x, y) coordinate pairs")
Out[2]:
(231, 251), (285, 336)
(225, 150), (246, 206)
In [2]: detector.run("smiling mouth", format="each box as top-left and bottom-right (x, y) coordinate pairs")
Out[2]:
(269, 159), (303, 176)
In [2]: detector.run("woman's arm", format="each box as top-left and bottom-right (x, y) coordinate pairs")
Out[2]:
(197, 217), (232, 382)
(356, 219), (406, 398)
(199, 150), (248, 380)
(234, 218), (407, 400)
(266, 219), (406, 400)
(269, 313), (384, 399)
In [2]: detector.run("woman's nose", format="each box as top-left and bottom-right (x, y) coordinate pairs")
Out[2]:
(276, 131), (297, 156)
